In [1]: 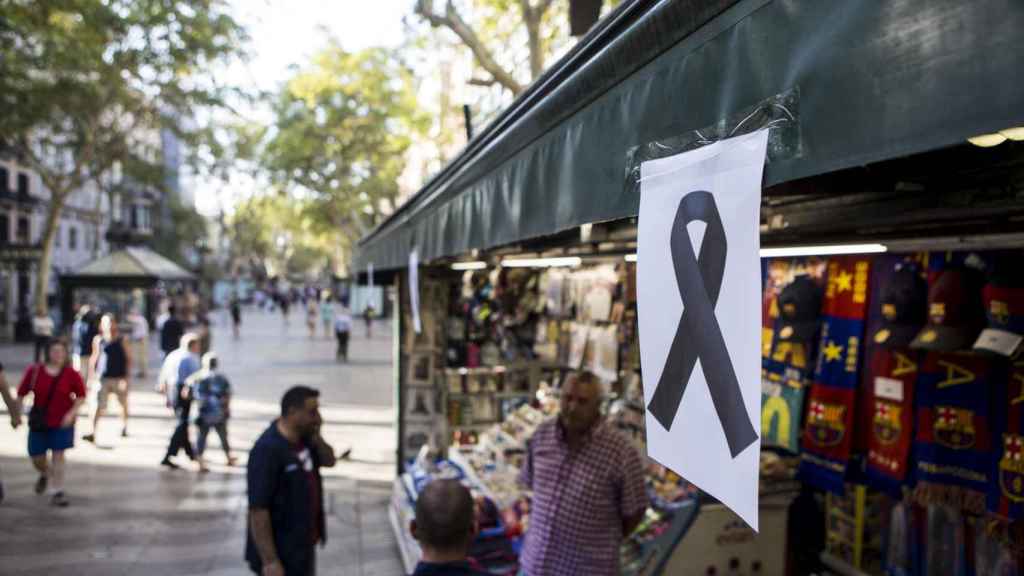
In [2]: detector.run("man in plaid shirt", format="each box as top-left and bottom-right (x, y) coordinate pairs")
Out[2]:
(517, 371), (648, 575)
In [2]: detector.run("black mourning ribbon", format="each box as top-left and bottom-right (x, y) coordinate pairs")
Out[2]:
(646, 191), (758, 458)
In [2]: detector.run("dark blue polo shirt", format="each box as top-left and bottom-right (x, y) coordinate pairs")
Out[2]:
(411, 560), (489, 576)
(245, 421), (326, 575)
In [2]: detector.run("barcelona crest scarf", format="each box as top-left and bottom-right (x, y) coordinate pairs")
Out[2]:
(864, 347), (920, 495)
(989, 360), (1024, 520)
(799, 256), (872, 494)
(913, 352), (999, 514)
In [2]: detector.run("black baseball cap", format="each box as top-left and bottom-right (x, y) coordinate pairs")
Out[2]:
(872, 263), (928, 348)
(775, 275), (823, 342)
(910, 268), (985, 352)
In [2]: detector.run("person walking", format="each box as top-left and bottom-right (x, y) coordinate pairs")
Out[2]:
(333, 304), (353, 362)
(306, 298), (318, 339)
(230, 295), (242, 340)
(127, 308), (150, 378)
(192, 352), (237, 472)
(246, 386), (336, 576)
(83, 314), (132, 443)
(159, 333), (202, 469)
(70, 305), (92, 377)
(160, 305), (185, 360)
(363, 304), (375, 338)
(31, 309), (55, 363)
(16, 339), (87, 507)
(517, 371), (648, 576)
(410, 479), (489, 576)
(0, 363), (24, 504)
(319, 294), (334, 339)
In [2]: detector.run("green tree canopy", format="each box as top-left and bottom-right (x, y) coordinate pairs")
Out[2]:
(260, 43), (428, 248)
(0, 0), (247, 313)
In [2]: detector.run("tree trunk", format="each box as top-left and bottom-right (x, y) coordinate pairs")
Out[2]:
(34, 190), (68, 316)
(523, 3), (544, 79)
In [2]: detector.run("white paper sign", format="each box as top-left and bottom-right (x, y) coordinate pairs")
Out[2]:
(408, 250), (421, 334)
(638, 130), (769, 530)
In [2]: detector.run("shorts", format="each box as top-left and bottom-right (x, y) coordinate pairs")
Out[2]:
(28, 427), (75, 456)
(97, 377), (129, 411)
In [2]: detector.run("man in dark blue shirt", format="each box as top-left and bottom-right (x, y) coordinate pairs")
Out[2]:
(246, 386), (336, 576)
(410, 479), (488, 576)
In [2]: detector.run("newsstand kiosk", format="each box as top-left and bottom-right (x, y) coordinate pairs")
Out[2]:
(358, 1), (1024, 574)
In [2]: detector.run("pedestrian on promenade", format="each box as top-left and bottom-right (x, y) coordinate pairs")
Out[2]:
(84, 314), (132, 443)
(191, 352), (237, 472)
(31, 309), (55, 363)
(319, 294), (334, 339)
(246, 385), (336, 576)
(363, 303), (375, 338)
(127, 308), (150, 378)
(159, 333), (201, 469)
(410, 479), (489, 576)
(70, 305), (93, 377)
(280, 294), (291, 327)
(160, 305), (185, 360)
(517, 371), (648, 576)
(333, 304), (353, 362)
(16, 338), (86, 507)
(0, 362), (24, 504)
(230, 295), (242, 340)
(306, 298), (318, 339)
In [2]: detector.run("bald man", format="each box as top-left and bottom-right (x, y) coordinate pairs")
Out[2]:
(410, 479), (487, 576)
(517, 371), (648, 576)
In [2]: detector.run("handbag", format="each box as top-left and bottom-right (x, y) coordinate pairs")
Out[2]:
(27, 365), (61, 432)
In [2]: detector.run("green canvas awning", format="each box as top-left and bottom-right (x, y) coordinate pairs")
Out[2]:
(356, 0), (1024, 271)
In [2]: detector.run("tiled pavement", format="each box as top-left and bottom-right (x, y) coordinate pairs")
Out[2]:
(0, 309), (404, 575)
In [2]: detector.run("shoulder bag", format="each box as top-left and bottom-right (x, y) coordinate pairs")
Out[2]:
(27, 365), (61, 432)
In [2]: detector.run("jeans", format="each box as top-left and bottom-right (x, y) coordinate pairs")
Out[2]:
(196, 420), (230, 457)
(335, 331), (350, 360)
(165, 390), (194, 460)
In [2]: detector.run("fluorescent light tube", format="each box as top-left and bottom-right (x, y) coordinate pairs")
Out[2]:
(759, 243), (887, 258)
(450, 261), (487, 271)
(501, 256), (582, 268)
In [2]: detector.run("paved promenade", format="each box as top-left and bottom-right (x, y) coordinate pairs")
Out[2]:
(0, 308), (403, 576)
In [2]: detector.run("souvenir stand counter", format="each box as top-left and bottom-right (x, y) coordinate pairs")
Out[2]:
(389, 261), (802, 575)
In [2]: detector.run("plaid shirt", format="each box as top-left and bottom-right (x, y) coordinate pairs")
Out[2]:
(518, 418), (648, 576)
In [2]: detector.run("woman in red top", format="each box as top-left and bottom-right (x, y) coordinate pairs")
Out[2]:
(16, 338), (86, 507)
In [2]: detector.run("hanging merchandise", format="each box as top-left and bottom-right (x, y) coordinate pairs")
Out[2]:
(587, 324), (619, 383)
(871, 263), (929, 349)
(913, 352), (999, 514)
(989, 360), (1024, 520)
(761, 359), (809, 453)
(910, 268), (986, 352)
(567, 322), (589, 369)
(973, 257), (1024, 357)
(864, 347), (920, 494)
(799, 256), (871, 494)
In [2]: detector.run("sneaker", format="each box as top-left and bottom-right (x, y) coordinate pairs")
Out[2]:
(121, 428), (129, 438)
(50, 492), (69, 507)
(34, 475), (48, 495)
(226, 456), (239, 467)
(82, 433), (96, 444)
(160, 458), (181, 470)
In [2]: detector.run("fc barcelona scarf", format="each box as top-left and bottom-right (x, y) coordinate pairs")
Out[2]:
(989, 360), (1024, 520)
(864, 347), (919, 495)
(913, 352), (999, 514)
(799, 257), (872, 494)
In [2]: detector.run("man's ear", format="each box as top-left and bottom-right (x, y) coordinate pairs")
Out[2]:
(409, 519), (419, 541)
